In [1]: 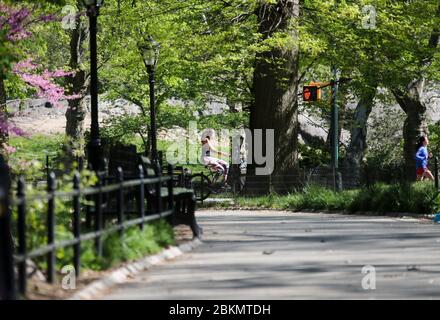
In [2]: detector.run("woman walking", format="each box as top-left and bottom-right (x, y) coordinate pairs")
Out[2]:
(415, 136), (434, 181)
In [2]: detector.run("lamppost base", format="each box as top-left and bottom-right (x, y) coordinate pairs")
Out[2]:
(87, 139), (102, 172)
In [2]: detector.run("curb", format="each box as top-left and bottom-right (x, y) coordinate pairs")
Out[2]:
(197, 207), (436, 221)
(69, 238), (203, 300)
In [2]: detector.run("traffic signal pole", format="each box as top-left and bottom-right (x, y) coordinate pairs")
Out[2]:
(300, 70), (351, 192)
(330, 66), (341, 191)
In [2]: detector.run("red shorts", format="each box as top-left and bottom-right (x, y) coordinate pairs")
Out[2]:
(416, 167), (427, 176)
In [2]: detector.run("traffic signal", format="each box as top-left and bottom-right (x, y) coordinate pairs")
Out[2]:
(303, 82), (322, 102)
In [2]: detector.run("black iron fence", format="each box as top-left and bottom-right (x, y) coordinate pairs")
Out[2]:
(237, 156), (440, 196)
(0, 156), (176, 300)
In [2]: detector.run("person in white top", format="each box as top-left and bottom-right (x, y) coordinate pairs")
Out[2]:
(201, 136), (230, 182)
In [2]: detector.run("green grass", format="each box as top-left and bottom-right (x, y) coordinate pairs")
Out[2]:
(9, 134), (64, 163)
(8, 134), (65, 180)
(30, 219), (176, 272)
(7, 134), (211, 179)
(75, 219), (175, 271)
(204, 183), (440, 215)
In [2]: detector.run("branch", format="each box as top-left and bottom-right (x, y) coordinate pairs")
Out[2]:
(113, 89), (146, 116)
(391, 89), (408, 114)
(298, 56), (319, 84)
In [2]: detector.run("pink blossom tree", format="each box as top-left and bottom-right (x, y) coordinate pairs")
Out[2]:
(0, 3), (79, 155)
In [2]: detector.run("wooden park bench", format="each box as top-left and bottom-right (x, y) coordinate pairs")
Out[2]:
(96, 144), (201, 238)
(138, 155), (201, 237)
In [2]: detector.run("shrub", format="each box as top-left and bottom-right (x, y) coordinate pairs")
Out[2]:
(53, 219), (175, 272)
(10, 166), (175, 273)
(226, 182), (438, 214)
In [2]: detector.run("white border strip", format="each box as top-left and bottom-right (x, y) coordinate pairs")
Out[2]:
(69, 238), (202, 300)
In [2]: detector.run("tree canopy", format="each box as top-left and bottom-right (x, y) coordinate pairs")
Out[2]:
(2, 0), (440, 183)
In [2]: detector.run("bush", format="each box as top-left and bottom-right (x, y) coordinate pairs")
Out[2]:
(226, 182), (438, 214)
(44, 219), (175, 272)
(10, 166), (175, 273)
(89, 220), (175, 270)
(347, 182), (437, 214)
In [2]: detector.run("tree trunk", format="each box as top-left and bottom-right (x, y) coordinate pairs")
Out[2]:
(246, 0), (300, 194)
(344, 88), (376, 182)
(393, 80), (429, 181)
(0, 75), (8, 150)
(65, 4), (88, 166)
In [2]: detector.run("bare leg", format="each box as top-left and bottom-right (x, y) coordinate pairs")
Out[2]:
(218, 160), (229, 183)
(423, 169), (435, 181)
(208, 161), (225, 180)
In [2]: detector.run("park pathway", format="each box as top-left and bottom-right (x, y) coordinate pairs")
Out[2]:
(101, 210), (440, 299)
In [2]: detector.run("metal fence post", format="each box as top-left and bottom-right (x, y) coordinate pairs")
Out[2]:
(167, 164), (174, 212)
(158, 151), (163, 172)
(179, 168), (184, 187)
(47, 172), (56, 284)
(0, 155), (16, 300)
(117, 167), (124, 236)
(95, 173), (103, 257)
(336, 170), (343, 192)
(155, 162), (162, 215)
(46, 154), (50, 183)
(72, 173), (81, 277)
(138, 165), (145, 230)
(16, 177), (26, 296)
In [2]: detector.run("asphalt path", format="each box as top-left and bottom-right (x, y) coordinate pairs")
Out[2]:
(101, 210), (440, 299)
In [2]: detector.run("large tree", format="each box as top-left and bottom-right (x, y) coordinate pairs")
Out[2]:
(247, 0), (300, 194)
(391, 1), (440, 180)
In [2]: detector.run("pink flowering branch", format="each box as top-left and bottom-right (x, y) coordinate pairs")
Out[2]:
(0, 5), (32, 41)
(13, 58), (81, 105)
(0, 4), (59, 42)
(0, 3), (73, 147)
(0, 113), (27, 140)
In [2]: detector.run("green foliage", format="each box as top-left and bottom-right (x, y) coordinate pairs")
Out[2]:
(99, 0), (258, 120)
(11, 167), (174, 272)
(70, 220), (175, 271)
(99, 113), (150, 152)
(33, 219), (174, 272)
(428, 121), (440, 157)
(197, 112), (248, 131)
(11, 167), (98, 258)
(348, 182), (438, 214)
(229, 182), (438, 214)
(8, 134), (65, 179)
(298, 143), (330, 168)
